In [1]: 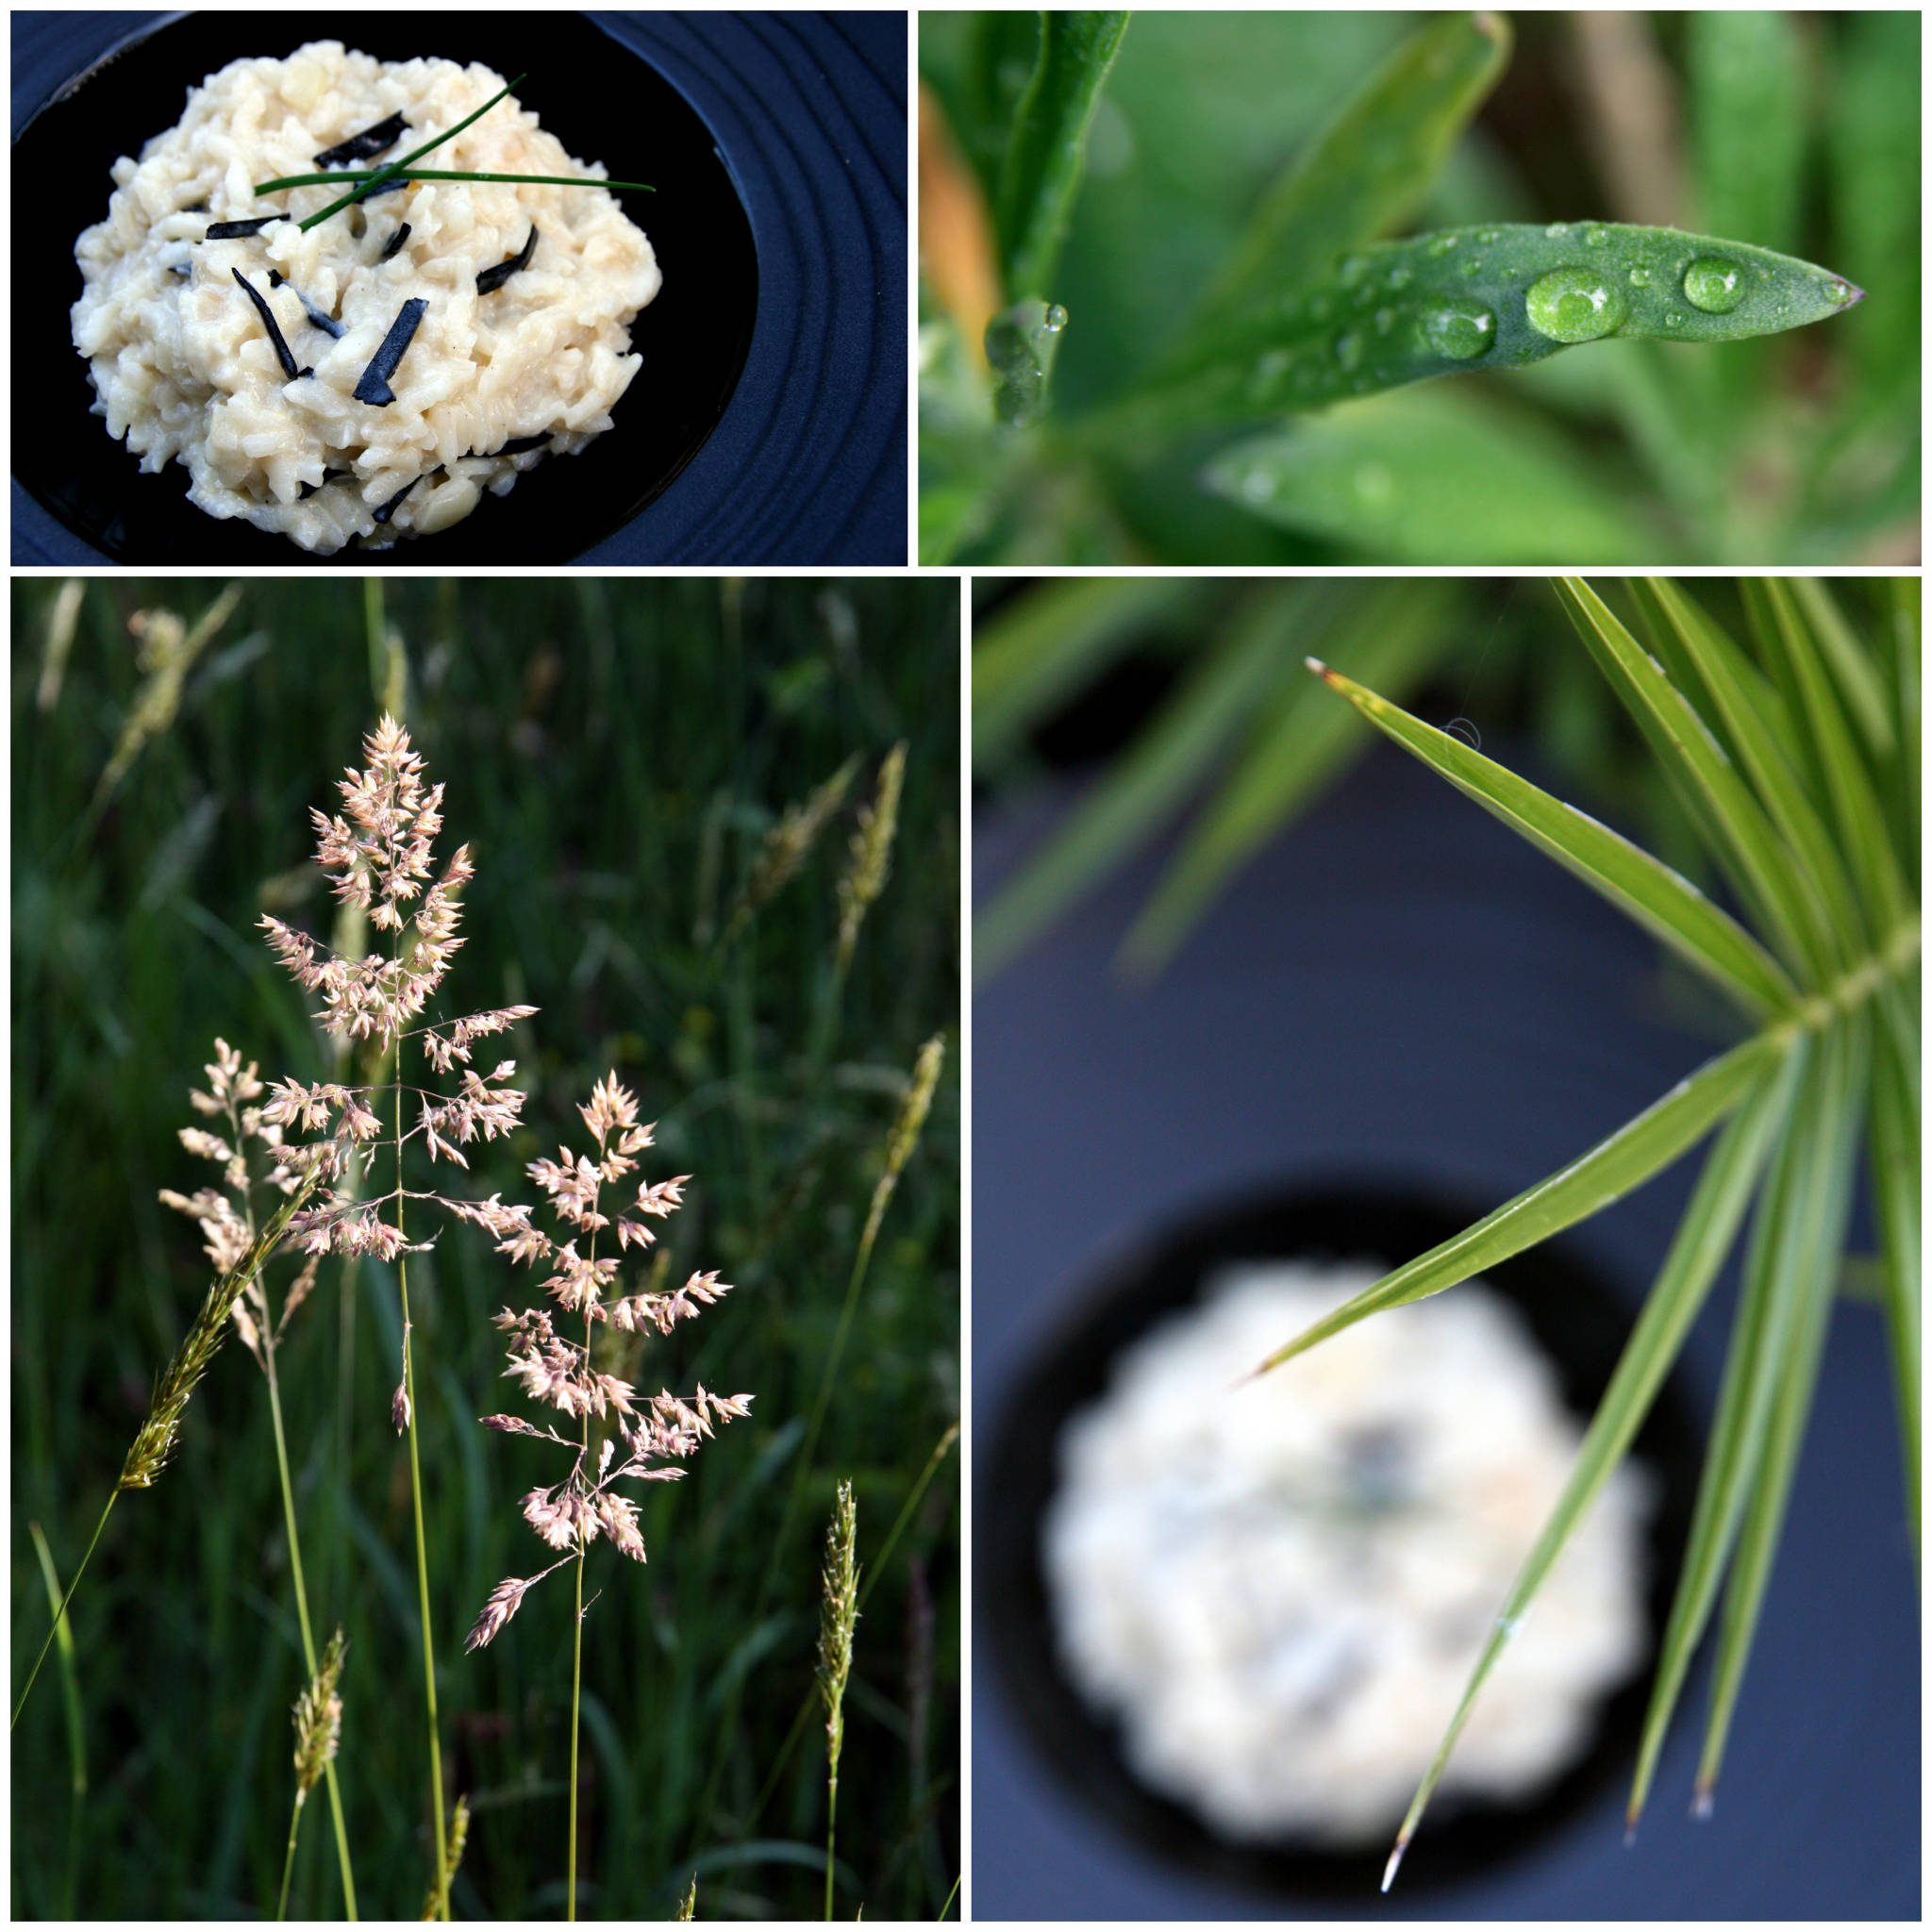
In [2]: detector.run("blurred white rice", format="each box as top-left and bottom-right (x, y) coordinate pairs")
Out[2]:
(71, 42), (660, 552)
(1041, 1261), (1652, 1846)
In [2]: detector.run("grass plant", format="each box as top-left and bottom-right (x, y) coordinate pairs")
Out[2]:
(11, 579), (958, 1919)
(1251, 577), (1918, 1888)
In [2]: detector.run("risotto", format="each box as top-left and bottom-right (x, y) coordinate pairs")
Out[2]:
(70, 42), (661, 552)
(1042, 1262), (1651, 1846)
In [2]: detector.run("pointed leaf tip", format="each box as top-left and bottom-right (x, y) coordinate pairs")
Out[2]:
(1381, 1837), (1408, 1892)
(1692, 1787), (1715, 1821)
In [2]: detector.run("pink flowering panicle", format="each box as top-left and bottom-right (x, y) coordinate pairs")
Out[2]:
(463, 1073), (752, 1652)
(251, 716), (536, 1300)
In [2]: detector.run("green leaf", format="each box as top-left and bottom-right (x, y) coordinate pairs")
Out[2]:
(1627, 1024), (1841, 1829)
(1109, 221), (1862, 439)
(1759, 579), (1914, 937)
(1376, 1045), (1802, 1889)
(1628, 578), (1866, 970)
(1120, 584), (1457, 974)
(1305, 660), (1802, 1018)
(985, 298), (1070, 428)
(1868, 980), (1922, 1560)
(972, 577), (1202, 769)
(1694, 1013), (1867, 1811)
(973, 586), (1310, 982)
(993, 12), (1132, 302)
(1552, 578), (1832, 984)
(1192, 10), (1509, 327)
(1789, 578), (1896, 758)
(1251, 1027), (1786, 1378)
(1204, 388), (1655, 564)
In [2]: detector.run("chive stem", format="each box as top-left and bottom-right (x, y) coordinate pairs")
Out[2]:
(258, 169), (656, 193)
(281, 73), (527, 230)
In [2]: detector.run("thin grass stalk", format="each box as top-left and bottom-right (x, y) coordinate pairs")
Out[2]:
(567, 1238), (597, 1924)
(26, 1523), (85, 1919)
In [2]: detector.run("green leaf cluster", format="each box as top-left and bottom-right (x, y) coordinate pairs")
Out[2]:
(920, 10), (1918, 565)
(1262, 577), (1918, 1887)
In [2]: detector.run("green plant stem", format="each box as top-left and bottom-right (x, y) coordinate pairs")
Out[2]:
(568, 1283), (591, 1924)
(27, 1522), (85, 1919)
(824, 1767), (839, 1920)
(12, 1491), (115, 1730)
(263, 1330), (358, 1918)
(277, 1794), (306, 1921)
(256, 168), (654, 192)
(395, 1081), (450, 1922)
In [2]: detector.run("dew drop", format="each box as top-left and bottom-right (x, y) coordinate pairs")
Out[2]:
(1427, 234), (1459, 257)
(1627, 264), (1652, 288)
(1585, 225), (1610, 247)
(1041, 303), (1069, 334)
(1525, 266), (1626, 343)
(1418, 302), (1495, 361)
(1664, 311), (1683, 327)
(1476, 227), (1500, 244)
(1544, 221), (1570, 240)
(1681, 258), (1743, 313)
(1826, 278), (1855, 306)
(1335, 331), (1364, 373)
(1461, 258), (1484, 277)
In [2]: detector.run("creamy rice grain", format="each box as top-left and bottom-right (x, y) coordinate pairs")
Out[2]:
(71, 42), (661, 552)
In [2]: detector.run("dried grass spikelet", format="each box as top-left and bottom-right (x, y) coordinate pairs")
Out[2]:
(858, 1033), (946, 1257)
(723, 752), (862, 946)
(817, 1480), (860, 1776)
(836, 741), (907, 972)
(292, 1625), (347, 1800)
(676, 1874), (698, 1921)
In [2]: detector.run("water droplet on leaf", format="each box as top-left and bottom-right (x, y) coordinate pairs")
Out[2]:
(1627, 265), (1652, 287)
(1041, 303), (1069, 334)
(1682, 258), (1742, 313)
(1544, 221), (1570, 240)
(1477, 227), (1500, 244)
(1525, 266), (1626, 342)
(1427, 234), (1459, 257)
(1418, 303), (1495, 361)
(1585, 226), (1610, 246)
(1461, 258), (1484, 277)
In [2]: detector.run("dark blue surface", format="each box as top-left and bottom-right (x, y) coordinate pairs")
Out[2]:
(973, 743), (1920, 1920)
(10, 9), (907, 563)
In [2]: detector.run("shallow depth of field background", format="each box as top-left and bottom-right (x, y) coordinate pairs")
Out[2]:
(10, 579), (959, 1919)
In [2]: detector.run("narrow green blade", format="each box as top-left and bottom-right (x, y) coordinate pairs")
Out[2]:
(1307, 660), (1801, 1018)
(1554, 578), (1831, 986)
(1376, 1044), (1801, 1890)
(1252, 1028), (1785, 1377)
(1695, 1013), (1868, 1809)
(973, 577), (1201, 769)
(1790, 579), (1894, 758)
(993, 12), (1132, 301)
(1121, 584), (1456, 975)
(1868, 982), (1921, 1561)
(1631, 579), (1866, 968)
(973, 588), (1307, 982)
(1627, 1026), (1835, 1828)
(1193, 10), (1509, 325)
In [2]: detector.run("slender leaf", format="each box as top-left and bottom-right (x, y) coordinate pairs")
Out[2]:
(1868, 985), (1921, 1558)
(1888, 578), (1919, 876)
(1627, 1027), (1835, 1828)
(1790, 579), (1894, 758)
(1306, 661), (1802, 1018)
(1252, 1028), (1786, 1377)
(1554, 577), (1831, 984)
(1204, 388), (1654, 565)
(1631, 578), (1866, 968)
(993, 12), (1132, 302)
(1760, 579), (1914, 936)
(1193, 10), (1510, 325)
(1112, 220), (1862, 441)
(1121, 584), (1455, 974)
(1377, 1046), (1802, 1890)
(1689, 10), (1805, 258)
(1695, 1013), (1867, 1808)
(973, 577), (1202, 769)
(974, 587), (1309, 981)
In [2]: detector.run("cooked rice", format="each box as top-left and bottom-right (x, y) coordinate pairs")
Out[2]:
(71, 42), (660, 552)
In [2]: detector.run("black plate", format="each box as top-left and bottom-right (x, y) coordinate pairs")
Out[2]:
(13, 11), (756, 562)
(979, 1184), (1702, 1901)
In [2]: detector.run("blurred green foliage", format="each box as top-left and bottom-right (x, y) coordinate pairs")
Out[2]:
(922, 9), (1920, 565)
(11, 578), (958, 1919)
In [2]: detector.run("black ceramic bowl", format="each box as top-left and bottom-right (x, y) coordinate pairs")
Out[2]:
(980, 1184), (1702, 1902)
(13, 10), (905, 563)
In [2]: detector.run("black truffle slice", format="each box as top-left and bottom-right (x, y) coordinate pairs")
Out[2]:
(313, 112), (408, 168)
(352, 297), (429, 406)
(475, 226), (538, 296)
(231, 269), (312, 381)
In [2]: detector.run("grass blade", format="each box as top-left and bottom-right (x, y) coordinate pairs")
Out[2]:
(1689, 9), (1805, 256)
(974, 586), (1309, 982)
(1306, 659), (1801, 1018)
(973, 578), (1203, 770)
(1868, 981), (1921, 1562)
(993, 12), (1131, 302)
(1626, 1027), (1838, 1830)
(1694, 1014), (1868, 1811)
(1554, 577), (1831, 984)
(1192, 10), (1509, 326)
(1121, 584), (1456, 974)
(1633, 577), (1865, 967)
(1252, 1027), (1785, 1377)
(1761, 579), (1914, 936)
(27, 1522), (88, 1919)
(1377, 1045), (1802, 1890)
(1789, 579), (1894, 758)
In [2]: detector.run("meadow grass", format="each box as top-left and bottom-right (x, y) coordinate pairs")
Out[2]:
(10, 578), (959, 1919)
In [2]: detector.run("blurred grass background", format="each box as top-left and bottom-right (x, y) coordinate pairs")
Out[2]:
(10, 577), (959, 1919)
